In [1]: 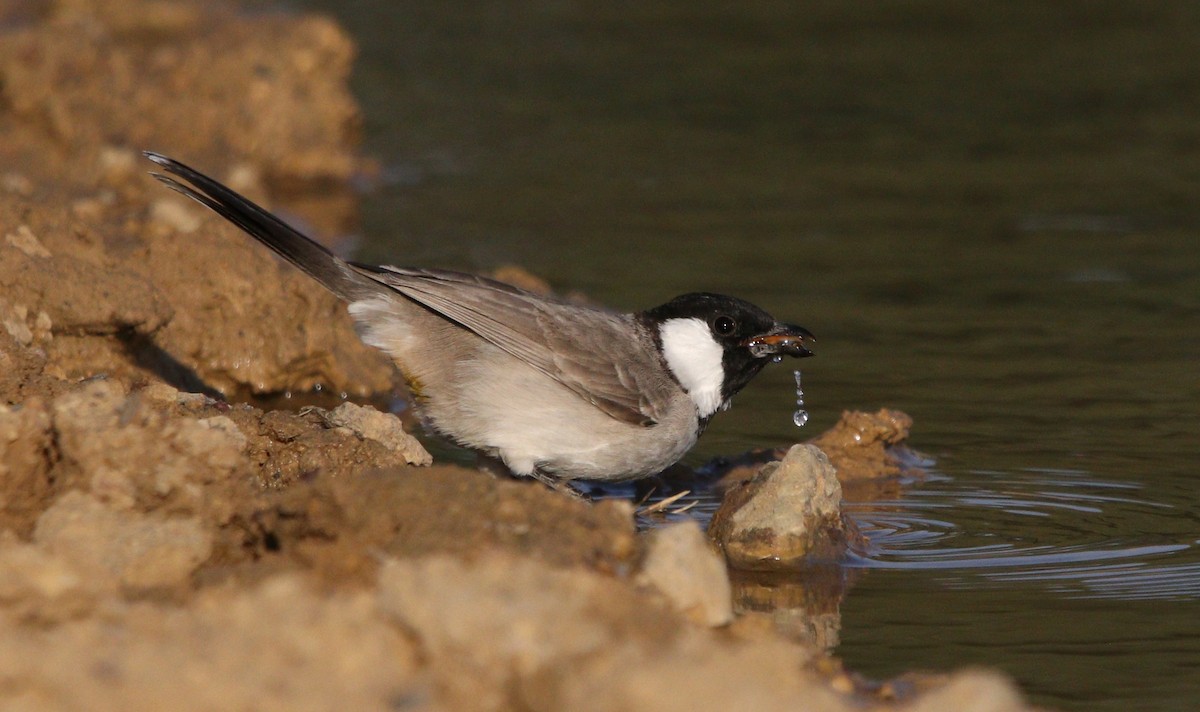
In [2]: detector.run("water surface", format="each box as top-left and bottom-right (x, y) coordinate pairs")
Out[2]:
(278, 1), (1200, 708)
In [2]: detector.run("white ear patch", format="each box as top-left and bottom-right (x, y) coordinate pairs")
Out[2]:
(659, 317), (725, 418)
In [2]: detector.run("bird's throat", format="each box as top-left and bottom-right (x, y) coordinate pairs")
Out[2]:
(658, 317), (725, 418)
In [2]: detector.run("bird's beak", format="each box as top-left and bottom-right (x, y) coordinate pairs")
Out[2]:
(743, 323), (815, 359)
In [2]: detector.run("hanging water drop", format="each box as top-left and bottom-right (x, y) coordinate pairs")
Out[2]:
(792, 369), (808, 428)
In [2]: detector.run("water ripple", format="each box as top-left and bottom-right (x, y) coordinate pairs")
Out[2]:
(844, 468), (1200, 600)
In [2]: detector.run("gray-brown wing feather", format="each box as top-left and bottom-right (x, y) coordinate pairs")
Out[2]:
(141, 154), (680, 427)
(354, 265), (675, 425)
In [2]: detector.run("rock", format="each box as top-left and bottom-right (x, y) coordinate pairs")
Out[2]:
(236, 465), (641, 588)
(323, 401), (432, 466)
(1, 172), (33, 196)
(0, 0), (398, 400)
(377, 553), (631, 712)
(491, 264), (555, 295)
(709, 444), (854, 571)
(0, 2), (361, 183)
(51, 380), (247, 514)
(0, 330), (51, 403)
(0, 241), (173, 339)
(0, 399), (55, 534)
(808, 408), (918, 481)
(637, 520), (732, 626)
(55, 0), (207, 39)
(322, 468), (639, 572)
(712, 409), (924, 494)
(556, 634), (844, 712)
(131, 223), (397, 398)
(230, 405), (429, 489)
(0, 573), (426, 712)
(33, 491), (213, 592)
(0, 533), (94, 621)
(905, 669), (1029, 712)
(4, 225), (51, 258)
(490, 265), (594, 305)
(149, 198), (203, 233)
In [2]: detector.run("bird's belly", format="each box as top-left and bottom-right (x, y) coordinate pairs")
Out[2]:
(429, 354), (698, 482)
(495, 405), (697, 482)
(355, 310), (700, 482)
(491, 409), (697, 482)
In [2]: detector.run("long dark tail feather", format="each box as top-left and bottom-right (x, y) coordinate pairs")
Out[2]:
(144, 151), (379, 302)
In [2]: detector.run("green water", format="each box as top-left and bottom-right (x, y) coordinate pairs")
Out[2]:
(277, 1), (1200, 708)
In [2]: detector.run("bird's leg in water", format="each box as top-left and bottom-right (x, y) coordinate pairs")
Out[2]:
(477, 454), (587, 499)
(529, 467), (588, 500)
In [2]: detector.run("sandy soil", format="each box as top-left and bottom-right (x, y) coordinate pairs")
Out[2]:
(0, 1), (1042, 710)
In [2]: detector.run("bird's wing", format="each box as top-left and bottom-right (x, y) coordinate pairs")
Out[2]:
(355, 265), (675, 426)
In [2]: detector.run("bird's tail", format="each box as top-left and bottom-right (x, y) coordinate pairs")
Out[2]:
(144, 151), (379, 302)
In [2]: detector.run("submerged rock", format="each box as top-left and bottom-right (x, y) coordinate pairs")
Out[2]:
(709, 444), (855, 571)
(636, 520), (732, 627)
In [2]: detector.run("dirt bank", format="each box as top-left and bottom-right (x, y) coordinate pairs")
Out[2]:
(0, 1), (1041, 710)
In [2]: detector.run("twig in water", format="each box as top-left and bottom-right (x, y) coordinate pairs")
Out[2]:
(639, 489), (691, 515)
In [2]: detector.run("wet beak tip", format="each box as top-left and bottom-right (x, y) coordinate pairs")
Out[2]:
(744, 325), (815, 358)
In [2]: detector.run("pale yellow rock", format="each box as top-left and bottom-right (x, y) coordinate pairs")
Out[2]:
(0, 534), (94, 620)
(4, 225), (51, 258)
(150, 197), (203, 233)
(637, 520), (732, 627)
(558, 627), (836, 712)
(33, 491), (212, 591)
(51, 380), (246, 509)
(378, 553), (616, 712)
(2, 314), (33, 346)
(0, 574), (427, 712)
(903, 669), (1029, 712)
(326, 401), (432, 466)
(710, 443), (849, 570)
(1, 172), (33, 196)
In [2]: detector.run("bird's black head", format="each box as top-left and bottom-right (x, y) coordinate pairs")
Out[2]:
(641, 292), (813, 416)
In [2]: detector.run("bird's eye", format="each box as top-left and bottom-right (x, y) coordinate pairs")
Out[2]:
(713, 315), (737, 337)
